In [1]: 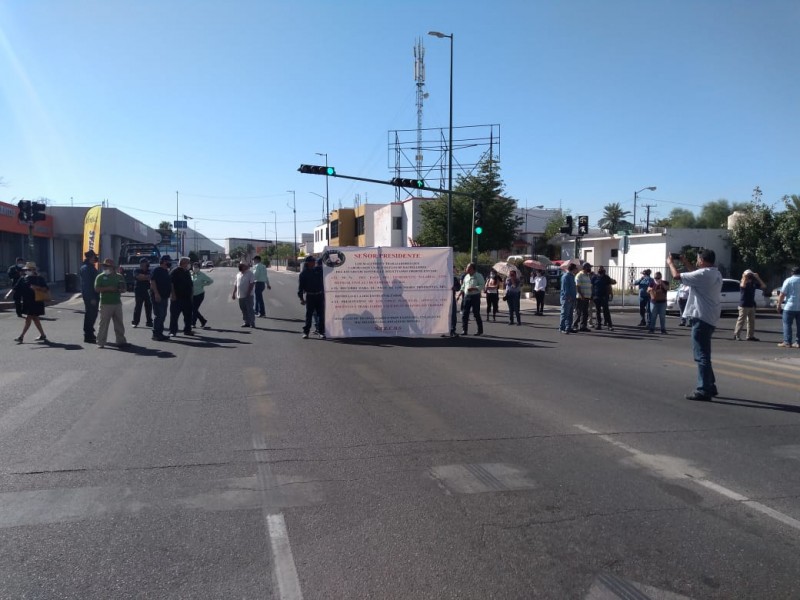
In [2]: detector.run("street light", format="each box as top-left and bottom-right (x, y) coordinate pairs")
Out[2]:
(287, 190), (297, 270)
(309, 191), (327, 247)
(315, 152), (329, 246)
(428, 30), (454, 249)
(633, 186), (657, 232)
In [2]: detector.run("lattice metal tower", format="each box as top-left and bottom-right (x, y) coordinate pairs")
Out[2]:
(414, 38), (428, 180)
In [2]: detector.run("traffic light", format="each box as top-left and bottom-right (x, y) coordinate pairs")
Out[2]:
(474, 200), (483, 235)
(560, 215), (574, 235)
(298, 164), (336, 176)
(17, 200), (30, 222)
(390, 178), (425, 189)
(577, 215), (589, 236)
(30, 201), (47, 222)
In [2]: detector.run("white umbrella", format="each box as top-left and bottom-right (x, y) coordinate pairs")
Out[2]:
(492, 262), (521, 277)
(559, 258), (582, 271)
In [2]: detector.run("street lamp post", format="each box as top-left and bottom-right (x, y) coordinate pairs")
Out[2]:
(428, 30), (454, 249)
(309, 191), (327, 249)
(287, 190), (297, 270)
(269, 211), (277, 266)
(315, 152), (329, 246)
(633, 186), (657, 233)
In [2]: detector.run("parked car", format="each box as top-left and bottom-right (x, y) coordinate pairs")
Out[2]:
(202, 261), (214, 269)
(666, 278), (772, 316)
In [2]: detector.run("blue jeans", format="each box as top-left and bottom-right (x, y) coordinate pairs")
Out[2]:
(506, 293), (521, 323)
(783, 310), (800, 345)
(691, 318), (716, 395)
(560, 299), (574, 332)
(151, 297), (169, 336)
(649, 302), (667, 332)
(254, 281), (266, 316)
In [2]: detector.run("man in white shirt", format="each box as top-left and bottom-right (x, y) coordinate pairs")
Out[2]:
(251, 255), (271, 318)
(533, 271), (547, 315)
(667, 249), (722, 401)
(232, 262), (256, 328)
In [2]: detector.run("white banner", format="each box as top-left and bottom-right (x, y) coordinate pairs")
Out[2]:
(322, 246), (453, 338)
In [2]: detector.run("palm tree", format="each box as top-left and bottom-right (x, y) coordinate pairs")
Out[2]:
(598, 202), (631, 233)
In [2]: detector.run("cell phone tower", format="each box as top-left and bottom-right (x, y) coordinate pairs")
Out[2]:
(414, 38), (428, 180)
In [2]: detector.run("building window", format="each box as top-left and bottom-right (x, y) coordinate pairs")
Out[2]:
(610, 249), (619, 258)
(355, 216), (365, 236)
(331, 220), (339, 239)
(393, 217), (402, 230)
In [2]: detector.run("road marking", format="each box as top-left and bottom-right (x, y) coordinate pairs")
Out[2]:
(253, 433), (303, 600)
(738, 357), (800, 373)
(665, 360), (800, 391)
(575, 424), (800, 533)
(586, 572), (694, 599)
(0, 371), (83, 439)
(712, 358), (800, 381)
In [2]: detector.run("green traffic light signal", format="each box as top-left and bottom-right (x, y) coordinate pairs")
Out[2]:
(326, 167), (335, 176)
(475, 226), (483, 235)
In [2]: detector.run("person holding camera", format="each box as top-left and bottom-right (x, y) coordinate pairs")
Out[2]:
(667, 250), (722, 401)
(733, 269), (766, 341)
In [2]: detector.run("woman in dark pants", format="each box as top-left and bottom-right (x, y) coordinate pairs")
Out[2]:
(9, 262), (49, 343)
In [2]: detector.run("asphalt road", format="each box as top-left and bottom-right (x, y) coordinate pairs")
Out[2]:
(1, 267), (799, 599)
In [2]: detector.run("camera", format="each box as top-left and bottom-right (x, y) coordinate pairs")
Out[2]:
(670, 253), (681, 260)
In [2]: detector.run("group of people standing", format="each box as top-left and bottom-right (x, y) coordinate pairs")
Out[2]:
(559, 262), (617, 334)
(79, 250), (215, 347)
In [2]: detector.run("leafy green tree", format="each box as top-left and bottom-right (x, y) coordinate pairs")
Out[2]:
(158, 221), (173, 232)
(730, 203), (781, 268)
(597, 202), (631, 233)
(230, 246), (246, 261)
(654, 208), (697, 228)
(418, 156), (520, 252)
(696, 199), (748, 228)
(776, 197), (800, 265)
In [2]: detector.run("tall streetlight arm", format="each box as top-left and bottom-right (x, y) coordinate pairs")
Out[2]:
(633, 186), (657, 232)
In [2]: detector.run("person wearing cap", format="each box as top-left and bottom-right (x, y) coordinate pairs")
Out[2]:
(647, 272), (669, 334)
(776, 266), (800, 348)
(252, 255), (271, 318)
(7, 256), (25, 317)
(149, 255), (173, 341)
(131, 257), (153, 328)
(633, 269), (654, 327)
(591, 266), (616, 331)
(8, 262), (49, 343)
(733, 269), (766, 341)
(168, 257), (194, 337)
(559, 263), (578, 334)
(79, 250), (100, 343)
(233, 261), (257, 328)
(297, 255), (325, 338)
(668, 249), (722, 401)
(93, 258), (129, 349)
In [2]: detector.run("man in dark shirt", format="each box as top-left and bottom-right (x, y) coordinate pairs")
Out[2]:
(149, 255), (173, 341)
(169, 257), (194, 337)
(590, 266), (616, 331)
(131, 258), (153, 328)
(297, 256), (325, 339)
(7, 257), (25, 317)
(79, 250), (100, 342)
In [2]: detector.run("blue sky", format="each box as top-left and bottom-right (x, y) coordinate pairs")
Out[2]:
(1, 0), (798, 244)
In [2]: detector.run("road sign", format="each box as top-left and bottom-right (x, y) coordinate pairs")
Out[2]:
(174, 220), (188, 229)
(620, 234), (630, 254)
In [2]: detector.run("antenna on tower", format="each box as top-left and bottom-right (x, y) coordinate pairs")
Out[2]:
(414, 38), (427, 180)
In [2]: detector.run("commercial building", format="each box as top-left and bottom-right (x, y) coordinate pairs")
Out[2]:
(0, 200), (55, 283)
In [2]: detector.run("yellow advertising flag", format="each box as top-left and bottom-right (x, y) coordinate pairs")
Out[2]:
(83, 205), (102, 257)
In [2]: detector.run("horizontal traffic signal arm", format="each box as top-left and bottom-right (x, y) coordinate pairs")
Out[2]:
(297, 165), (475, 198)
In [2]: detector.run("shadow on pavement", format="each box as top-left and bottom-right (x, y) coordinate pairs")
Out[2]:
(697, 396), (800, 414)
(30, 340), (84, 351)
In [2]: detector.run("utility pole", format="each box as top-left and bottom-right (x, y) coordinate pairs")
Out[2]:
(287, 190), (296, 270)
(643, 204), (656, 233)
